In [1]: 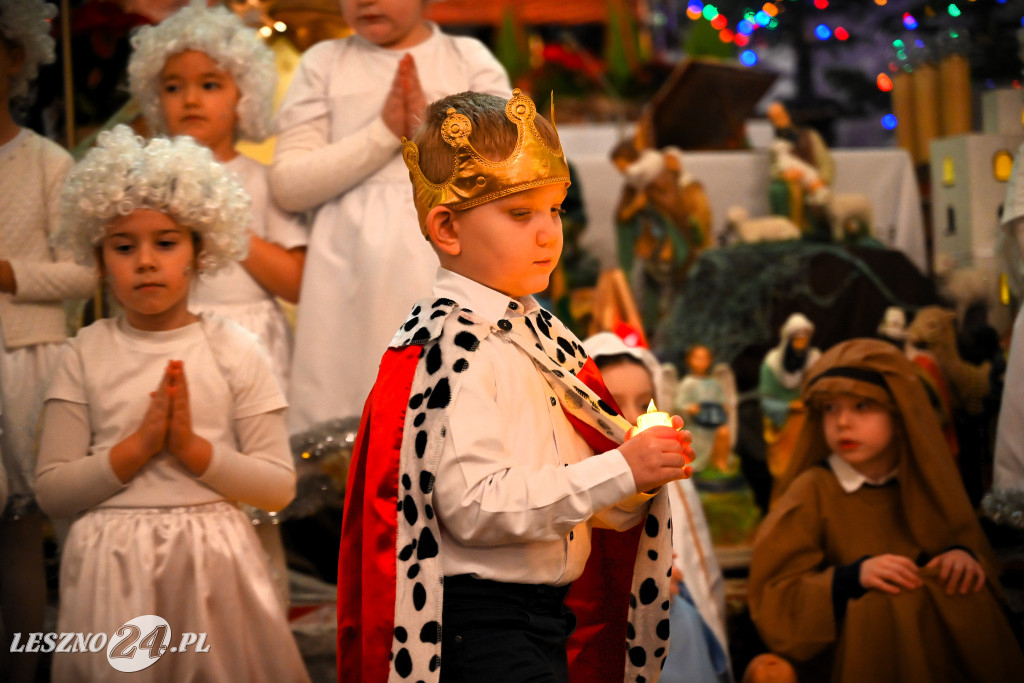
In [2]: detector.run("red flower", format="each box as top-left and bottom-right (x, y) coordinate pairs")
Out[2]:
(541, 43), (605, 78)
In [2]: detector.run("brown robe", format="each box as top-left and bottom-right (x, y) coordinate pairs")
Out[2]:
(749, 339), (1024, 682)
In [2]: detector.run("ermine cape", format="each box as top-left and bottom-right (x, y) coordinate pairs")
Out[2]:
(337, 297), (674, 682)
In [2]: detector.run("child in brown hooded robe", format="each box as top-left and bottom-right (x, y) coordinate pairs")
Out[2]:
(748, 338), (1024, 682)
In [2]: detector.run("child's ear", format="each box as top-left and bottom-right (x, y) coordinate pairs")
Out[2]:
(426, 206), (460, 256)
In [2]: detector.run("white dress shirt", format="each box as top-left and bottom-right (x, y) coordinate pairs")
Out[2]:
(430, 269), (649, 585)
(828, 453), (898, 493)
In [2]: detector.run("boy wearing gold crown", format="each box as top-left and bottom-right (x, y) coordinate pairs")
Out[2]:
(337, 89), (694, 683)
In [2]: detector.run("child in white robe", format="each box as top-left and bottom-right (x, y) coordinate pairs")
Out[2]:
(270, 0), (510, 432)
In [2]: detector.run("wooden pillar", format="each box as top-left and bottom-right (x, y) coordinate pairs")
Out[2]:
(912, 62), (941, 164)
(939, 53), (972, 136)
(891, 70), (918, 163)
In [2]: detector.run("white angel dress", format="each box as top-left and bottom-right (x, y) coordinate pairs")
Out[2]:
(273, 23), (510, 433)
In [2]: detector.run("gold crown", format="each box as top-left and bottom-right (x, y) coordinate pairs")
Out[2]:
(402, 89), (571, 237)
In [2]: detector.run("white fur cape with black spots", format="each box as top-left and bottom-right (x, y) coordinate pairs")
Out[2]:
(337, 297), (675, 683)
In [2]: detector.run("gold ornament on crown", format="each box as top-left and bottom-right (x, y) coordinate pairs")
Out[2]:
(401, 89), (571, 237)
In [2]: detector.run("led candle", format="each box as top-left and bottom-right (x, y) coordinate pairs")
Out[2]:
(635, 399), (672, 432)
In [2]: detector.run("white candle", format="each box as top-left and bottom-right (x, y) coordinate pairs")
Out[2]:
(635, 399), (672, 432)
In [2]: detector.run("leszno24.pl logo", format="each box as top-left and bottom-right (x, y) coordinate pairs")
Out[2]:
(10, 615), (209, 672)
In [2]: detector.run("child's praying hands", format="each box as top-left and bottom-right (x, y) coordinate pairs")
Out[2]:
(140, 368), (172, 456)
(402, 55), (427, 138)
(164, 360), (212, 476)
(111, 361), (212, 483)
(383, 54), (427, 140)
(110, 368), (172, 483)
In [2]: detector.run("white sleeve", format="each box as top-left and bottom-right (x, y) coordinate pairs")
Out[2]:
(197, 323), (294, 510)
(433, 355), (638, 547)
(457, 37), (513, 98)
(10, 146), (97, 303)
(35, 399), (127, 519)
(199, 409), (296, 512)
(270, 115), (399, 213)
(592, 490), (654, 531)
(269, 44), (401, 213)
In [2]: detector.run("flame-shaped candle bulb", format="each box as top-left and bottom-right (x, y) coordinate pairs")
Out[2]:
(635, 399), (673, 432)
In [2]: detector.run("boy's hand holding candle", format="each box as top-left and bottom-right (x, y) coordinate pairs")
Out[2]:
(620, 400), (695, 492)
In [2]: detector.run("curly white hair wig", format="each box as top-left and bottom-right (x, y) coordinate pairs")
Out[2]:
(0, 0), (57, 101)
(128, 0), (275, 142)
(55, 125), (251, 273)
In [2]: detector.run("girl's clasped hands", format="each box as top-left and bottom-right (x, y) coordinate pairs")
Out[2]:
(131, 360), (212, 477)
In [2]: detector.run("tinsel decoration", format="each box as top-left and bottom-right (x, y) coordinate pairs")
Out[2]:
(982, 489), (1024, 530)
(247, 416), (360, 526)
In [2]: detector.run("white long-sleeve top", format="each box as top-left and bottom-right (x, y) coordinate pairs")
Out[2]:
(0, 129), (97, 350)
(430, 269), (650, 585)
(34, 315), (296, 517)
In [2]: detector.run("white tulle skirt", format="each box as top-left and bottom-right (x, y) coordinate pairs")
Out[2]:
(52, 502), (310, 682)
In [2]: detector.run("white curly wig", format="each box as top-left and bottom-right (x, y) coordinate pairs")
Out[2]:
(55, 125), (251, 273)
(0, 0), (57, 101)
(127, 0), (275, 142)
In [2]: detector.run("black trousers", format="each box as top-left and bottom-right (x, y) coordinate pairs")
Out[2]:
(439, 575), (576, 683)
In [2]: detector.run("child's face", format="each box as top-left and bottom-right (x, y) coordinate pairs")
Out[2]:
(340, 0), (430, 49)
(102, 209), (197, 332)
(449, 183), (566, 299)
(687, 346), (712, 377)
(790, 331), (811, 351)
(821, 393), (897, 477)
(602, 360), (655, 425)
(159, 50), (240, 160)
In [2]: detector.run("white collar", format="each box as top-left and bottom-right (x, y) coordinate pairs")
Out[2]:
(432, 268), (538, 323)
(828, 453), (898, 493)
